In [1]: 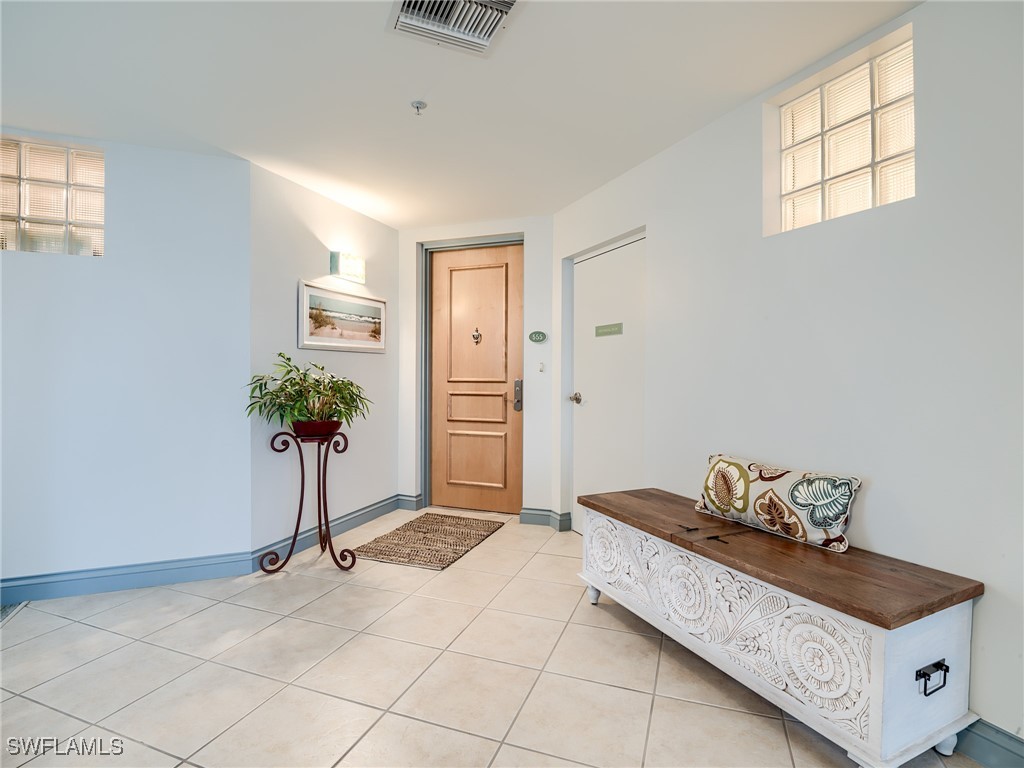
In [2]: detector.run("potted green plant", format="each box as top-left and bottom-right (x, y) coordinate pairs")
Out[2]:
(246, 352), (371, 438)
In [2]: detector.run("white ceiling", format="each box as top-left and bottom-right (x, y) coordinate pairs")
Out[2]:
(1, 1), (917, 229)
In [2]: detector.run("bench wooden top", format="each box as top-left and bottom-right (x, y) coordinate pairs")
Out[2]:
(578, 488), (984, 630)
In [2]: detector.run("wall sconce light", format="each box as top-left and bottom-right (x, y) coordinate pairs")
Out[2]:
(329, 251), (366, 284)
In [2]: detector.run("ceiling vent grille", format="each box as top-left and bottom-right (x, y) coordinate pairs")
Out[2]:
(394, 0), (515, 53)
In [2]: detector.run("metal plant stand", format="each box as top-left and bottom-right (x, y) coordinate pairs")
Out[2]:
(258, 430), (357, 574)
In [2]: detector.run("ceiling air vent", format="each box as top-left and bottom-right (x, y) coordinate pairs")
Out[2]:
(393, 0), (516, 54)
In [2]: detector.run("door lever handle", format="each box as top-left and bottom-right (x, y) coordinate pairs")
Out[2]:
(513, 379), (523, 412)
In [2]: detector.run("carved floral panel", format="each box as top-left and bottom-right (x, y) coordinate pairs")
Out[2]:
(584, 511), (872, 742)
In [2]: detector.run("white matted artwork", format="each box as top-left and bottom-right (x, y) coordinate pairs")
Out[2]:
(298, 281), (385, 353)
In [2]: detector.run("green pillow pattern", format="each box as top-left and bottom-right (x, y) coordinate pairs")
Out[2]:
(695, 454), (860, 552)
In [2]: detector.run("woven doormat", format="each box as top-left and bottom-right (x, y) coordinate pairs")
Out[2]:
(354, 512), (505, 570)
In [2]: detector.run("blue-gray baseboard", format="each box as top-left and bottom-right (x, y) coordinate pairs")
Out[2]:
(958, 719), (1024, 768)
(0, 493), (424, 604)
(520, 507), (572, 531)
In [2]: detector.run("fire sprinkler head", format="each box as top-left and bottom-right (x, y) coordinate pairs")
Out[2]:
(411, 100), (427, 116)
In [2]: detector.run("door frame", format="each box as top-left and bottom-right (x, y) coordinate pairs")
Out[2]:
(418, 233), (525, 510)
(560, 226), (647, 521)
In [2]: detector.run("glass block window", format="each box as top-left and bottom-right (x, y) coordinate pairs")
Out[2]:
(780, 40), (914, 232)
(0, 138), (105, 256)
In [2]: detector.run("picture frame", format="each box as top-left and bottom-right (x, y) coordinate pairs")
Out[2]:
(298, 281), (385, 353)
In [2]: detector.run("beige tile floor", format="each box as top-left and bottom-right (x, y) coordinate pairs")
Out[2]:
(0, 508), (984, 768)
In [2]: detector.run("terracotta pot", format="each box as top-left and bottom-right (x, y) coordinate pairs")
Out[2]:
(291, 420), (342, 439)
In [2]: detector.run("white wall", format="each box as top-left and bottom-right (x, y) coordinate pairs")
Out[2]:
(552, 2), (1022, 737)
(249, 166), (399, 550)
(396, 217), (556, 513)
(1, 136), (253, 576)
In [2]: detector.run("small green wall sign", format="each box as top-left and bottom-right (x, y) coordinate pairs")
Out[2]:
(595, 323), (623, 337)
(528, 331), (548, 343)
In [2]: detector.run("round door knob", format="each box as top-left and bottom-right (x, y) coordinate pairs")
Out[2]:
(569, 392), (582, 404)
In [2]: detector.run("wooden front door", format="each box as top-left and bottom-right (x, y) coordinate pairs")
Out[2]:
(431, 244), (523, 514)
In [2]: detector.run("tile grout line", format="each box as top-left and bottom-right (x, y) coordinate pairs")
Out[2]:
(326, 611), (471, 765)
(179, 674), (292, 766)
(76, 588), (226, 638)
(4, 624), (137, 697)
(16, 651), (200, 729)
(297, 546), (497, 767)
(201, 588), (413, 685)
(69, 583), (305, 656)
(327, 708), (389, 768)
(647, 691), (787, 721)
(3, 591), (162, 650)
(210, 622), (354, 684)
(640, 633), (667, 767)
(490, 597), (578, 765)
(98, 616), (295, 719)
(0, 618), (71, 653)
(286, 677), (390, 712)
(144, 607), (293, 661)
(781, 711), (799, 768)
(223, 575), (349, 617)
(13, 712), (95, 768)
(339, 710), (506, 763)
(25, 587), (155, 624)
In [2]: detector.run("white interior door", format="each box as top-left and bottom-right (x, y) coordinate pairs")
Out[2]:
(571, 237), (646, 532)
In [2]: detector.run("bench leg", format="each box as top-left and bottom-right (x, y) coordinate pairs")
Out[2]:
(934, 735), (957, 756)
(587, 585), (601, 605)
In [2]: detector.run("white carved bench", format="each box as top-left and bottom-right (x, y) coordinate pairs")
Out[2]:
(578, 489), (984, 768)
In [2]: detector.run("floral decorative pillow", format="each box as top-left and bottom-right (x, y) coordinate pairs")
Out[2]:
(694, 454), (860, 552)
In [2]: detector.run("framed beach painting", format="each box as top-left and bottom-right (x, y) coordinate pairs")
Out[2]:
(298, 281), (385, 353)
